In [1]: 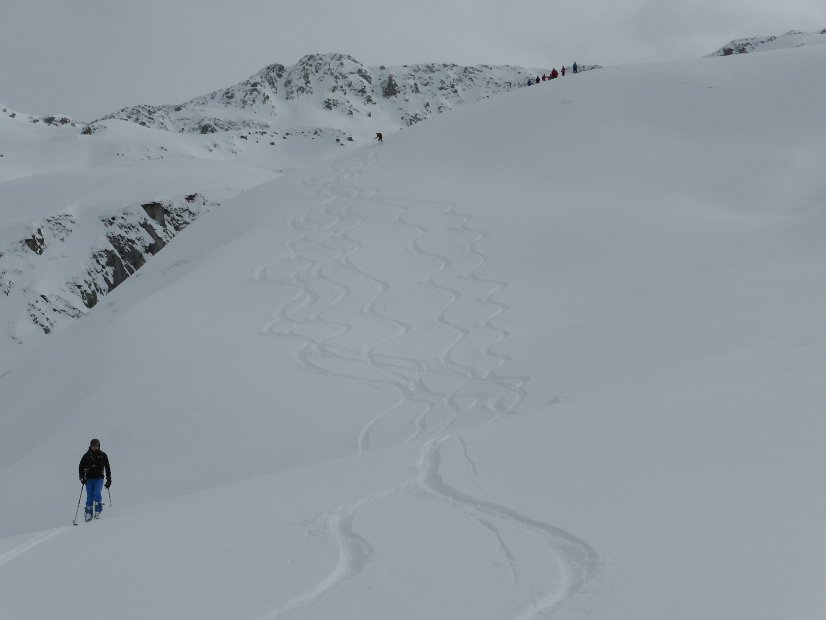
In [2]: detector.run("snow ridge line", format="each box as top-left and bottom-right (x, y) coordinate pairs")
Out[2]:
(0, 527), (65, 568)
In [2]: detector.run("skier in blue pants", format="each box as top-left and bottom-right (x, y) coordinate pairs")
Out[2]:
(78, 438), (112, 521)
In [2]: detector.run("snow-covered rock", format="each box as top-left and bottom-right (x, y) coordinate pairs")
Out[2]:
(95, 53), (542, 132)
(0, 152), (276, 358)
(1, 103), (78, 128)
(706, 29), (826, 56)
(0, 194), (208, 340)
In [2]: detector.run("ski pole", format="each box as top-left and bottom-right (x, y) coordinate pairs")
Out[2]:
(72, 482), (84, 526)
(107, 486), (112, 509)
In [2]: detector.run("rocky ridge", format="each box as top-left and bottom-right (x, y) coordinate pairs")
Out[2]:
(706, 29), (826, 56)
(0, 195), (210, 342)
(93, 53), (541, 133)
(1, 104), (78, 128)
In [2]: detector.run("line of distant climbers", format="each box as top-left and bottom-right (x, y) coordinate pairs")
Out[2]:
(527, 62), (579, 85)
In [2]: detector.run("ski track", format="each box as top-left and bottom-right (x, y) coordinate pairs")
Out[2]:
(417, 436), (602, 620)
(253, 149), (599, 618)
(0, 527), (65, 568)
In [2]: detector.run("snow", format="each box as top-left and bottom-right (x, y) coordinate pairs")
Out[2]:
(96, 53), (542, 134)
(2, 44), (826, 619)
(0, 118), (284, 356)
(1, 57), (546, 357)
(706, 29), (826, 56)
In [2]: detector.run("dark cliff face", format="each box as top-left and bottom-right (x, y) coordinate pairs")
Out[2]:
(2, 197), (209, 339)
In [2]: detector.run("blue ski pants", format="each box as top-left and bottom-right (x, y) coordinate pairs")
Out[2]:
(85, 478), (104, 514)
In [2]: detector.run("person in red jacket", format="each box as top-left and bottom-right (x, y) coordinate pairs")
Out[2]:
(550, 68), (559, 79)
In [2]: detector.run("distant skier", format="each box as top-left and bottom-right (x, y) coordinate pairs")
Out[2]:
(573, 62), (578, 74)
(78, 438), (112, 521)
(375, 132), (383, 143)
(535, 76), (540, 84)
(550, 68), (559, 79)
(561, 66), (566, 77)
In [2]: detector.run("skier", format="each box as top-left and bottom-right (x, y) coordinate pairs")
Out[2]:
(375, 132), (383, 143)
(561, 66), (566, 77)
(550, 68), (559, 79)
(78, 438), (112, 521)
(573, 61), (578, 74)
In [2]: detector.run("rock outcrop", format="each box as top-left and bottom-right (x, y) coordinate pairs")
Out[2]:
(707, 30), (826, 57)
(94, 53), (540, 132)
(0, 196), (210, 339)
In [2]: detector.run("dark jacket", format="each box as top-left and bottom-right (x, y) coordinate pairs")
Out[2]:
(79, 450), (112, 482)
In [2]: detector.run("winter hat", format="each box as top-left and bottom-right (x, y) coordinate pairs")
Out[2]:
(90, 438), (101, 448)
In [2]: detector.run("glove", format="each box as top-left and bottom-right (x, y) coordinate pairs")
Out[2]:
(80, 477), (86, 484)
(105, 480), (111, 489)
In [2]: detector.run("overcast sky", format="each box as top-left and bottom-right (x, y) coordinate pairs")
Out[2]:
(1, 0), (824, 120)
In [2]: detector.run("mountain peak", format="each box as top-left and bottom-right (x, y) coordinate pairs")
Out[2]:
(294, 52), (364, 66)
(93, 54), (540, 133)
(706, 29), (826, 56)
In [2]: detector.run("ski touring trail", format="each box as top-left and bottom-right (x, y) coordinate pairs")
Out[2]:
(0, 528), (65, 568)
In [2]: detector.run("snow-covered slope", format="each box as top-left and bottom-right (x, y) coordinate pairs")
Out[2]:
(2, 46), (826, 620)
(95, 53), (541, 133)
(707, 28), (826, 56)
(1, 54), (552, 359)
(0, 111), (282, 360)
